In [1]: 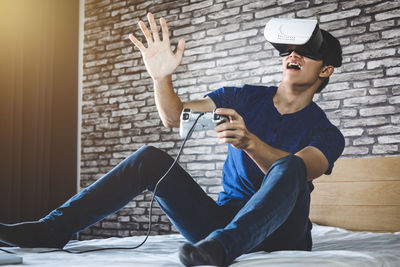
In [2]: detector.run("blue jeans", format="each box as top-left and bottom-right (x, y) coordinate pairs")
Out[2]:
(42, 145), (312, 265)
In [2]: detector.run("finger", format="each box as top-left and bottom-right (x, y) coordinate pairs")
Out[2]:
(218, 136), (237, 145)
(160, 17), (170, 43)
(216, 108), (241, 121)
(215, 121), (233, 133)
(138, 20), (153, 46)
(217, 129), (237, 139)
(129, 34), (145, 51)
(215, 119), (243, 132)
(215, 120), (245, 132)
(175, 38), (185, 62)
(147, 13), (160, 42)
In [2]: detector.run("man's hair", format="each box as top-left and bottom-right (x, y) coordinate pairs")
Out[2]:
(316, 29), (342, 93)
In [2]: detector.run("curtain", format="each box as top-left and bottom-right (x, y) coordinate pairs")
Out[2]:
(0, 0), (79, 223)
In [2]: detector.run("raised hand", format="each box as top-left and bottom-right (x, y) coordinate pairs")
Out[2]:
(129, 13), (185, 80)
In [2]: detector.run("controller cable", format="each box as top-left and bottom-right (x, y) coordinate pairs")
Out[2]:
(0, 113), (204, 255)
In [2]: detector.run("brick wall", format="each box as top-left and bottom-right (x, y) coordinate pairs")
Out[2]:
(79, 0), (400, 240)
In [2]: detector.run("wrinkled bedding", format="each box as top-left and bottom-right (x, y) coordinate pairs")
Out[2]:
(1, 224), (399, 266)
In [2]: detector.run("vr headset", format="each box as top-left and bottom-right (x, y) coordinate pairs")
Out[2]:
(264, 18), (325, 60)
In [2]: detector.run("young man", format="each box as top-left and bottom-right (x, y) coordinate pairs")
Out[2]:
(0, 13), (344, 267)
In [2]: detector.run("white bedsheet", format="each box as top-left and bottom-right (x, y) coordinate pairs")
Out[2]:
(0, 224), (399, 266)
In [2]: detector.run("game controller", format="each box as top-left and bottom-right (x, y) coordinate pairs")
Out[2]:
(179, 108), (229, 138)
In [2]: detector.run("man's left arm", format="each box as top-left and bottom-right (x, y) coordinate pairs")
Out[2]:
(294, 146), (329, 181)
(214, 108), (329, 181)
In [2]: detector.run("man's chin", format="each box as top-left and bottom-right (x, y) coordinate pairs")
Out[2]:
(279, 80), (313, 91)
(281, 75), (304, 86)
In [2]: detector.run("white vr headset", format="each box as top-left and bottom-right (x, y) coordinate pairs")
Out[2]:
(264, 18), (325, 60)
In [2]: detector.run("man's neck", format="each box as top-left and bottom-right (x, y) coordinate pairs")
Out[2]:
(274, 83), (316, 115)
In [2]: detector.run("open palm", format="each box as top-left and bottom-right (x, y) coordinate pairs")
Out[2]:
(129, 13), (185, 80)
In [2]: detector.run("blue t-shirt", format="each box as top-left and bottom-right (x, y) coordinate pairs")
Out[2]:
(206, 84), (345, 206)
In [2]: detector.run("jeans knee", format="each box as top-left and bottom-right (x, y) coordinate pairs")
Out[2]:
(125, 145), (173, 190)
(275, 154), (305, 171)
(127, 145), (163, 165)
(280, 154), (305, 169)
(138, 145), (160, 155)
(267, 154), (307, 188)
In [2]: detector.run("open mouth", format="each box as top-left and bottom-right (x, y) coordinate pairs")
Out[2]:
(287, 62), (301, 70)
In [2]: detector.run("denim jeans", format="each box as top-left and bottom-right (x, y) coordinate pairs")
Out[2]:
(42, 145), (312, 265)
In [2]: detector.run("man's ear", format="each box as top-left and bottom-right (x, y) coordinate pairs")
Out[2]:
(319, 65), (334, 78)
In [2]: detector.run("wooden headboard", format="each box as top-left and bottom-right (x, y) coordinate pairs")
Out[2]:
(310, 156), (400, 233)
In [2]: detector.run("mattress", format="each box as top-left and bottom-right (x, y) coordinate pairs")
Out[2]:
(0, 224), (399, 266)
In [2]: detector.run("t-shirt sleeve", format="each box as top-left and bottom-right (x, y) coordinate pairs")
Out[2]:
(205, 85), (246, 111)
(308, 121), (345, 175)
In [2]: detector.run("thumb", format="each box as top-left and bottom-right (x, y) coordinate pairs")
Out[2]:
(175, 38), (185, 63)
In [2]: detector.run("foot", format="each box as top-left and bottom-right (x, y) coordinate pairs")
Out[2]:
(0, 221), (66, 248)
(179, 239), (226, 267)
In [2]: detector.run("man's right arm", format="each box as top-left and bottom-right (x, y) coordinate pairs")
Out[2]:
(129, 13), (215, 128)
(153, 76), (216, 128)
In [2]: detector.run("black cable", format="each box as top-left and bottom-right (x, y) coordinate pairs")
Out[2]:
(35, 112), (205, 254)
(0, 247), (16, 254)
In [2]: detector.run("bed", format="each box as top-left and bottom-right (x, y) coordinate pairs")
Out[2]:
(1, 156), (399, 266)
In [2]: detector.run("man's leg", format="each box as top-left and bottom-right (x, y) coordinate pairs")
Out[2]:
(154, 168), (240, 245)
(0, 145), (234, 248)
(181, 154), (311, 266)
(153, 161), (241, 266)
